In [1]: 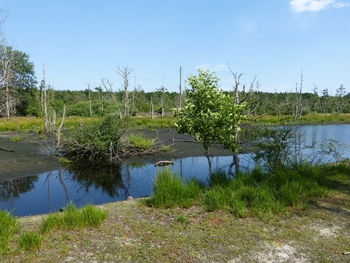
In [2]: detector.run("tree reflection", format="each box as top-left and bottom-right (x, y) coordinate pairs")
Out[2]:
(0, 176), (38, 201)
(66, 162), (129, 198)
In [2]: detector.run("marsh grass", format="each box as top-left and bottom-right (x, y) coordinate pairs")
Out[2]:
(128, 135), (154, 150)
(9, 136), (22, 142)
(40, 203), (108, 233)
(0, 210), (18, 255)
(147, 164), (342, 218)
(146, 169), (203, 208)
(18, 232), (42, 251)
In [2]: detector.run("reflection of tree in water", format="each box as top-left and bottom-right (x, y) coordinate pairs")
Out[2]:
(66, 162), (130, 198)
(0, 176), (38, 201)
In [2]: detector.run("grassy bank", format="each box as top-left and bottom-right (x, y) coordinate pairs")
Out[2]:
(146, 164), (347, 219)
(0, 116), (177, 133)
(1, 114), (350, 133)
(1, 163), (349, 262)
(246, 113), (350, 125)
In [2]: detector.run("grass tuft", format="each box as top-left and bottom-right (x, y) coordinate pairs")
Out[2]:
(128, 135), (154, 150)
(40, 203), (108, 233)
(146, 169), (202, 208)
(18, 232), (42, 251)
(0, 210), (18, 255)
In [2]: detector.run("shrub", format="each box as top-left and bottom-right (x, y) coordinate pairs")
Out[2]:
(0, 210), (18, 254)
(63, 116), (127, 161)
(18, 232), (42, 251)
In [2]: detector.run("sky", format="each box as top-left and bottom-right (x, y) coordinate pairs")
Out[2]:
(1, 0), (349, 94)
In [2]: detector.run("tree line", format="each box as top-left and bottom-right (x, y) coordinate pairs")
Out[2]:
(1, 46), (349, 119)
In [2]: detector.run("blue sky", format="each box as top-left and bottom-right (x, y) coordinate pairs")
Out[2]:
(1, 0), (349, 94)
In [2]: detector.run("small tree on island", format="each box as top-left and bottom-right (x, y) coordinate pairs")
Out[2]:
(175, 70), (246, 174)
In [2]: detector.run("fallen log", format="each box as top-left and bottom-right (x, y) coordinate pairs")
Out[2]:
(154, 160), (174, 167)
(0, 146), (14, 152)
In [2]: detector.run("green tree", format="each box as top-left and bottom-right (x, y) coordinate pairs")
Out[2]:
(175, 70), (246, 173)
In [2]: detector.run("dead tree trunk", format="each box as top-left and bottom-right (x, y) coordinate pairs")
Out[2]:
(87, 83), (92, 117)
(179, 66), (182, 108)
(118, 66), (132, 118)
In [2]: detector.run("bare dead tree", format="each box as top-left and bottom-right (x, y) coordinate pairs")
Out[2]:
(150, 97), (154, 119)
(55, 104), (66, 153)
(178, 66), (182, 108)
(117, 66), (132, 117)
(294, 72), (303, 121)
(227, 64), (256, 176)
(87, 83), (93, 117)
(101, 78), (122, 118)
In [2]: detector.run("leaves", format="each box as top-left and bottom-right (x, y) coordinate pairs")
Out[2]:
(175, 70), (246, 153)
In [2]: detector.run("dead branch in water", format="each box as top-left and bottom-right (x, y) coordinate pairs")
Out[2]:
(0, 146), (14, 152)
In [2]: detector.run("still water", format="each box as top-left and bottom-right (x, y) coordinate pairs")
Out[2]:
(1, 124), (349, 216)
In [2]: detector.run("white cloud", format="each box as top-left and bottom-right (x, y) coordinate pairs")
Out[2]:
(289, 0), (350, 13)
(196, 64), (227, 72)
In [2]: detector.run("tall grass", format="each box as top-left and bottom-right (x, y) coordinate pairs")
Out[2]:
(146, 164), (343, 218)
(18, 232), (42, 251)
(146, 169), (203, 208)
(40, 203), (108, 233)
(0, 210), (18, 255)
(128, 135), (154, 150)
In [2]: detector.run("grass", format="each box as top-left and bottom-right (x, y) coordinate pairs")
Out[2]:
(146, 169), (203, 208)
(40, 203), (108, 233)
(1, 114), (350, 133)
(18, 232), (42, 251)
(246, 113), (350, 125)
(9, 136), (22, 141)
(57, 157), (72, 164)
(0, 210), (18, 255)
(146, 164), (342, 218)
(175, 215), (189, 224)
(128, 135), (154, 150)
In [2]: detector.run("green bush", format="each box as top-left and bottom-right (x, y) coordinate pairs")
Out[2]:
(18, 232), (42, 251)
(40, 203), (108, 233)
(63, 116), (127, 161)
(0, 210), (18, 255)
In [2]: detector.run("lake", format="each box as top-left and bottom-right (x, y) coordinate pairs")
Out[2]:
(1, 124), (349, 216)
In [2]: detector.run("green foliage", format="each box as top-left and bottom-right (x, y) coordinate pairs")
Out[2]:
(40, 203), (108, 233)
(57, 157), (72, 164)
(252, 126), (294, 172)
(18, 232), (42, 251)
(146, 169), (202, 208)
(175, 70), (246, 155)
(0, 210), (18, 255)
(128, 135), (154, 150)
(63, 116), (127, 160)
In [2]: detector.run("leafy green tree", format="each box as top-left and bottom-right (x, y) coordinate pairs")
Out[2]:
(175, 70), (246, 173)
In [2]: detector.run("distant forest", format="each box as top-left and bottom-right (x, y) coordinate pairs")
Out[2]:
(1, 46), (349, 118)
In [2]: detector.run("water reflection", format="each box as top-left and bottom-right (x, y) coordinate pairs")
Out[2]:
(0, 176), (38, 201)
